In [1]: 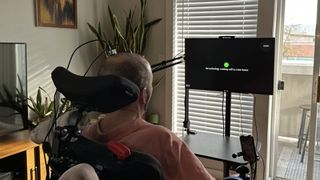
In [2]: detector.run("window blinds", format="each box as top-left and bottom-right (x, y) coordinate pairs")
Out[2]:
(173, 0), (258, 136)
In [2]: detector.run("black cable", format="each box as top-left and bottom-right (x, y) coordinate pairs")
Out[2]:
(66, 39), (108, 69)
(42, 39), (109, 179)
(83, 47), (109, 76)
(151, 56), (184, 68)
(152, 61), (184, 73)
(253, 96), (259, 152)
(45, 39), (110, 139)
(239, 93), (244, 135)
(222, 91), (225, 136)
(43, 40), (109, 144)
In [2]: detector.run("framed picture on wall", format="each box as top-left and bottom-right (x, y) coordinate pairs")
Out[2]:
(35, 0), (77, 28)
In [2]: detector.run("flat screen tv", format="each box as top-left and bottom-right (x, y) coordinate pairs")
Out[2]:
(185, 38), (275, 95)
(0, 43), (27, 136)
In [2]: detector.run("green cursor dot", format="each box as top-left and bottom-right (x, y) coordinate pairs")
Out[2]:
(224, 62), (230, 68)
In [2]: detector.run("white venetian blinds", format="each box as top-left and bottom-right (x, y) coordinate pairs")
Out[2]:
(172, 0), (258, 136)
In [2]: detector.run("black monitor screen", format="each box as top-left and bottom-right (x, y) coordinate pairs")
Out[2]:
(185, 38), (275, 95)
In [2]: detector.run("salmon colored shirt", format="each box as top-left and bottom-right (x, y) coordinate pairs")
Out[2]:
(82, 117), (215, 180)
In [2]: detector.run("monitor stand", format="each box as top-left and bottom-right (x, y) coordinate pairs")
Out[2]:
(183, 88), (231, 137)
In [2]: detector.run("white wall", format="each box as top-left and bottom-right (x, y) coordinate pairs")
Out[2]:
(0, 0), (105, 98)
(256, 1), (277, 179)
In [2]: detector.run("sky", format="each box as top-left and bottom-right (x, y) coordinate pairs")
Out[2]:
(285, 0), (318, 25)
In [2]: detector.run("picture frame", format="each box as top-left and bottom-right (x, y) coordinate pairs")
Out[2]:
(35, 0), (77, 28)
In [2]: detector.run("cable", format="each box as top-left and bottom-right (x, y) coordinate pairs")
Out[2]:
(259, 152), (266, 180)
(253, 96), (259, 151)
(66, 39), (108, 69)
(151, 56), (184, 68)
(44, 39), (109, 142)
(222, 91), (225, 136)
(83, 48), (109, 76)
(174, 51), (184, 58)
(239, 93), (244, 135)
(42, 39), (110, 179)
(45, 39), (110, 141)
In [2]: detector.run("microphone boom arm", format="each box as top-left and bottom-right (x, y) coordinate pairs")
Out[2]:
(151, 56), (184, 73)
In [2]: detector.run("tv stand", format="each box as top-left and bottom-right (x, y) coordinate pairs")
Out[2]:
(183, 87), (232, 136)
(224, 90), (231, 136)
(0, 130), (46, 180)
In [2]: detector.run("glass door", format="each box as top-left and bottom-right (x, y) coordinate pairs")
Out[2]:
(307, 0), (320, 178)
(274, 0), (320, 179)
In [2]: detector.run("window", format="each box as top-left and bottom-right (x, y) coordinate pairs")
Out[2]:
(172, 0), (258, 136)
(281, 0), (317, 75)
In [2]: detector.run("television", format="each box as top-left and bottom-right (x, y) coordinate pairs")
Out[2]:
(185, 38), (275, 95)
(0, 43), (27, 136)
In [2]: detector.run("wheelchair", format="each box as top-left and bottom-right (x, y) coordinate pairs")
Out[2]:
(32, 66), (164, 180)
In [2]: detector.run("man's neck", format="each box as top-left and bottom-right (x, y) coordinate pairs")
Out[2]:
(98, 106), (143, 134)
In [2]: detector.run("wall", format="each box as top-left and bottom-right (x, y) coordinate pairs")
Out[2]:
(107, 0), (172, 128)
(253, 1), (277, 180)
(0, 0), (105, 99)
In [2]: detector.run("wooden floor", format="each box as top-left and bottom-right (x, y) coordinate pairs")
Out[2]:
(275, 141), (320, 180)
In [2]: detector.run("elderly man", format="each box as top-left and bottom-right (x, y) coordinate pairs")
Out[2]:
(59, 53), (215, 180)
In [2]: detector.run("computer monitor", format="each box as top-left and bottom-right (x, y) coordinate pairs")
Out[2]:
(185, 38), (275, 95)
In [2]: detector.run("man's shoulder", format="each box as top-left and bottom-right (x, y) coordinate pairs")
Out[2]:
(140, 120), (181, 141)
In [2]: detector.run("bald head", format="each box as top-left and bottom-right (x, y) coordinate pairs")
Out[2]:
(98, 53), (153, 91)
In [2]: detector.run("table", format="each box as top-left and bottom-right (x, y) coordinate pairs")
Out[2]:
(182, 132), (247, 178)
(0, 130), (46, 180)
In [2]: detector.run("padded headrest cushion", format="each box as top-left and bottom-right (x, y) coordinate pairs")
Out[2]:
(51, 66), (140, 113)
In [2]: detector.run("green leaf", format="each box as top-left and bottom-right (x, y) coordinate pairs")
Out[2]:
(152, 76), (164, 89)
(36, 88), (42, 111)
(86, 0), (161, 55)
(87, 22), (107, 51)
(0, 75), (28, 128)
(108, 5), (116, 30)
(145, 18), (162, 30)
(39, 86), (52, 101)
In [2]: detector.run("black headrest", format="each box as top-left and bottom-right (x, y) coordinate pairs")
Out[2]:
(51, 67), (140, 113)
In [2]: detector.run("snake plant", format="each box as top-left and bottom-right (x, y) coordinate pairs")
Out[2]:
(87, 0), (162, 56)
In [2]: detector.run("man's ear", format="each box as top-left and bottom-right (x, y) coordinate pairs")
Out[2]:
(139, 88), (148, 105)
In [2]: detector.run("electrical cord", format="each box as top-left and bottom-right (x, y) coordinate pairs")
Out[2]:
(42, 39), (110, 179)
(252, 95), (265, 180)
(66, 39), (108, 69)
(43, 39), (110, 145)
(83, 48), (110, 76)
(239, 93), (244, 135)
(222, 91), (225, 136)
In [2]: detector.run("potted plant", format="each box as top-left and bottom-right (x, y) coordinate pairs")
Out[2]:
(28, 87), (73, 126)
(0, 76), (75, 128)
(27, 87), (54, 126)
(0, 76), (28, 128)
(87, 0), (162, 57)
